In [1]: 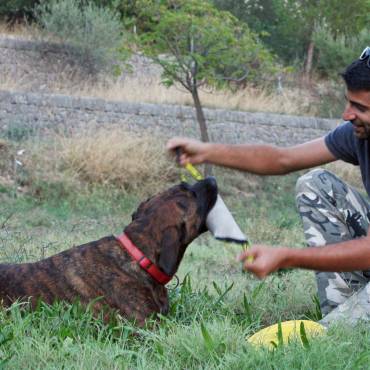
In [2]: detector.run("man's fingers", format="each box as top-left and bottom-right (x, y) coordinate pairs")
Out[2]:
(237, 249), (256, 262)
(237, 246), (270, 279)
(166, 137), (188, 151)
(178, 154), (190, 166)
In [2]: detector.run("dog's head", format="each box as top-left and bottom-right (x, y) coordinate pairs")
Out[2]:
(125, 177), (218, 277)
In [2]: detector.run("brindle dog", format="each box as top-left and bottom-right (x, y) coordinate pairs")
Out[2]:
(0, 178), (217, 325)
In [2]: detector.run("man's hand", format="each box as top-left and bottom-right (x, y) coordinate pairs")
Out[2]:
(166, 137), (210, 165)
(237, 245), (290, 279)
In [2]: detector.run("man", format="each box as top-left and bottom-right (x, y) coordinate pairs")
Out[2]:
(167, 47), (370, 326)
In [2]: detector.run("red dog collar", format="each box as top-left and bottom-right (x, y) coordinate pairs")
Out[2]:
(116, 233), (172, 285)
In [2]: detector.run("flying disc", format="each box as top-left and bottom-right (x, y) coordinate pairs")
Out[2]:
(247, 320), (326, 349)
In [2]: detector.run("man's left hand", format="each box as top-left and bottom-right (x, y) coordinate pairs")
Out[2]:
(237, 245), (289, 279)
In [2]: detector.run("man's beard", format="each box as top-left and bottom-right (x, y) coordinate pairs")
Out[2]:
(351, 119), (370, 139)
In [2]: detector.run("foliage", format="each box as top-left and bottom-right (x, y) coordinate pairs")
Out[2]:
(213, 0), (309, 64)
(0, 0), (39, 23)
(213, 0), (370, 74)
(34, 0), (126, 74)
(313, 28), (370, 79)
(141, 0), (276, 89)
(91, 0), (191, 32)
(139, 0), (277, 156)
(103, 0), (166, 31)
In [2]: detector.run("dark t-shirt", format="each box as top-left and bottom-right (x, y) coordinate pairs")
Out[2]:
(325, 121), (370, 196)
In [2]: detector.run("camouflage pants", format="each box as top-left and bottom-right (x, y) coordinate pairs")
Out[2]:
(296, 168), (370, 326)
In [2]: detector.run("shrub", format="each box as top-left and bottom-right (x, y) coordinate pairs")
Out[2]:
(20, 127), (177, 197)
(313, 27), (370, 79)
(1, 120), (39, 142)
(34, 0), (125, 74)
(0, 0), (39, 24)
(57, 128), (177, 195)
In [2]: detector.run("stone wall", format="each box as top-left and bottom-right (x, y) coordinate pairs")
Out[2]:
(0, 89), (338, 145)
(0, 35), (339, 145)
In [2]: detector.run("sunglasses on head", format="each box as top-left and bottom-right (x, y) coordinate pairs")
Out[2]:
(359, 46), (370, 68)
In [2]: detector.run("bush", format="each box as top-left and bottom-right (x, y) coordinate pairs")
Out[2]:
(16, 127), (177, 198)
(314, 27), (370, 79)
(0, 0), (39, 24)
(34, 0), (125, 74)
(57, 128), (177, 195)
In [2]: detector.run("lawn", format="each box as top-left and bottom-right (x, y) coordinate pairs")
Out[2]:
(0, 127), (369, 369)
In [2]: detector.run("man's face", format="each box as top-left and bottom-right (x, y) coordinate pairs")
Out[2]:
(342, 89), (370, 139)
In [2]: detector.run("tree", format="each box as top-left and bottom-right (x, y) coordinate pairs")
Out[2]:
(213, 0), (370, 80)
(140, 0), (276, 174)
(212, 0), (308, 66)
(293, 0), (370, 81)
(0, 0), (39, 26)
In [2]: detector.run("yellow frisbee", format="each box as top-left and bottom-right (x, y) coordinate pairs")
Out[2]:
(247, 320), (326, 349)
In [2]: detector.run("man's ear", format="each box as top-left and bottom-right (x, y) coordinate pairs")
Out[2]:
(158, 229), (180, 276)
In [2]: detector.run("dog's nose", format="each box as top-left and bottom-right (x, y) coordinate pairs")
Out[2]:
(190, 176), (218, 203)
(204, 176), (217, 192)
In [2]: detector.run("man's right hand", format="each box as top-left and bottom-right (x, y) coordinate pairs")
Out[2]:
(166, 137), (210, 166)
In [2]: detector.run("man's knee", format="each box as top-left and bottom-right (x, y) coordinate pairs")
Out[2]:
(295, 168), (330, 196)
(320, 282), (370, 327)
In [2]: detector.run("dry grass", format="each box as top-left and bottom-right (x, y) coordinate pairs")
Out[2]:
(0, 22), (316, 117)
(0, 20), (34, 39)
(1, 124), (263, 198)
(0, 138), (15, 186)
(58, 127), (177, 194)
(0, 22), (338, 117)
(0, 70), (316, 116)
(15, 127), (177, 197)
(69, 76), (316, 116)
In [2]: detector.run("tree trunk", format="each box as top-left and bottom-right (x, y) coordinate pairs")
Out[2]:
(191, 86), (212, 177)
(304, 39), (315, 85)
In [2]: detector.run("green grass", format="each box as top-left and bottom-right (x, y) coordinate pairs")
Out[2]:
(0, 172), (369, 369)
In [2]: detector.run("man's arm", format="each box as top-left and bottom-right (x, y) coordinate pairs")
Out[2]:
(167, 137), (337, 175)
(239, 236), (370, 279)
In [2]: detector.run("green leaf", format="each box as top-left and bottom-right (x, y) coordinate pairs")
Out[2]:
(200, 322), (215, 352)
(252, 282), (265, 300)
(214, 282), (234, 306)
(212, 281), (222, 295)
(300, 322), (310, 349)
(277, 321), (284, 347)
(0, 356), (12, 369)
(312, 294), (323, 320)
(354, 350), (370, 368)
(0, 329), (13, 346)
(243, 293), (252, 323)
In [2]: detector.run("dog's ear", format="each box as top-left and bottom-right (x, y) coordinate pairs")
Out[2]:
(158, 228), (182, 276)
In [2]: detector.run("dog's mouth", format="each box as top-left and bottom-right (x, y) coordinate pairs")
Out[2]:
(184, 177), (218, 230)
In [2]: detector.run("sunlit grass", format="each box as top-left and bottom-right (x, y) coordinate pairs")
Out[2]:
(0, 123), (367, 368)
(0, 168), (357, 368)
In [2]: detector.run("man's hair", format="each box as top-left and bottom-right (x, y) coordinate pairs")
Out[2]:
(341, 58), (370, 92)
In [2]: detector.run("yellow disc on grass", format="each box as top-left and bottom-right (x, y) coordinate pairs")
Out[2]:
(247, 320), (326, 349)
